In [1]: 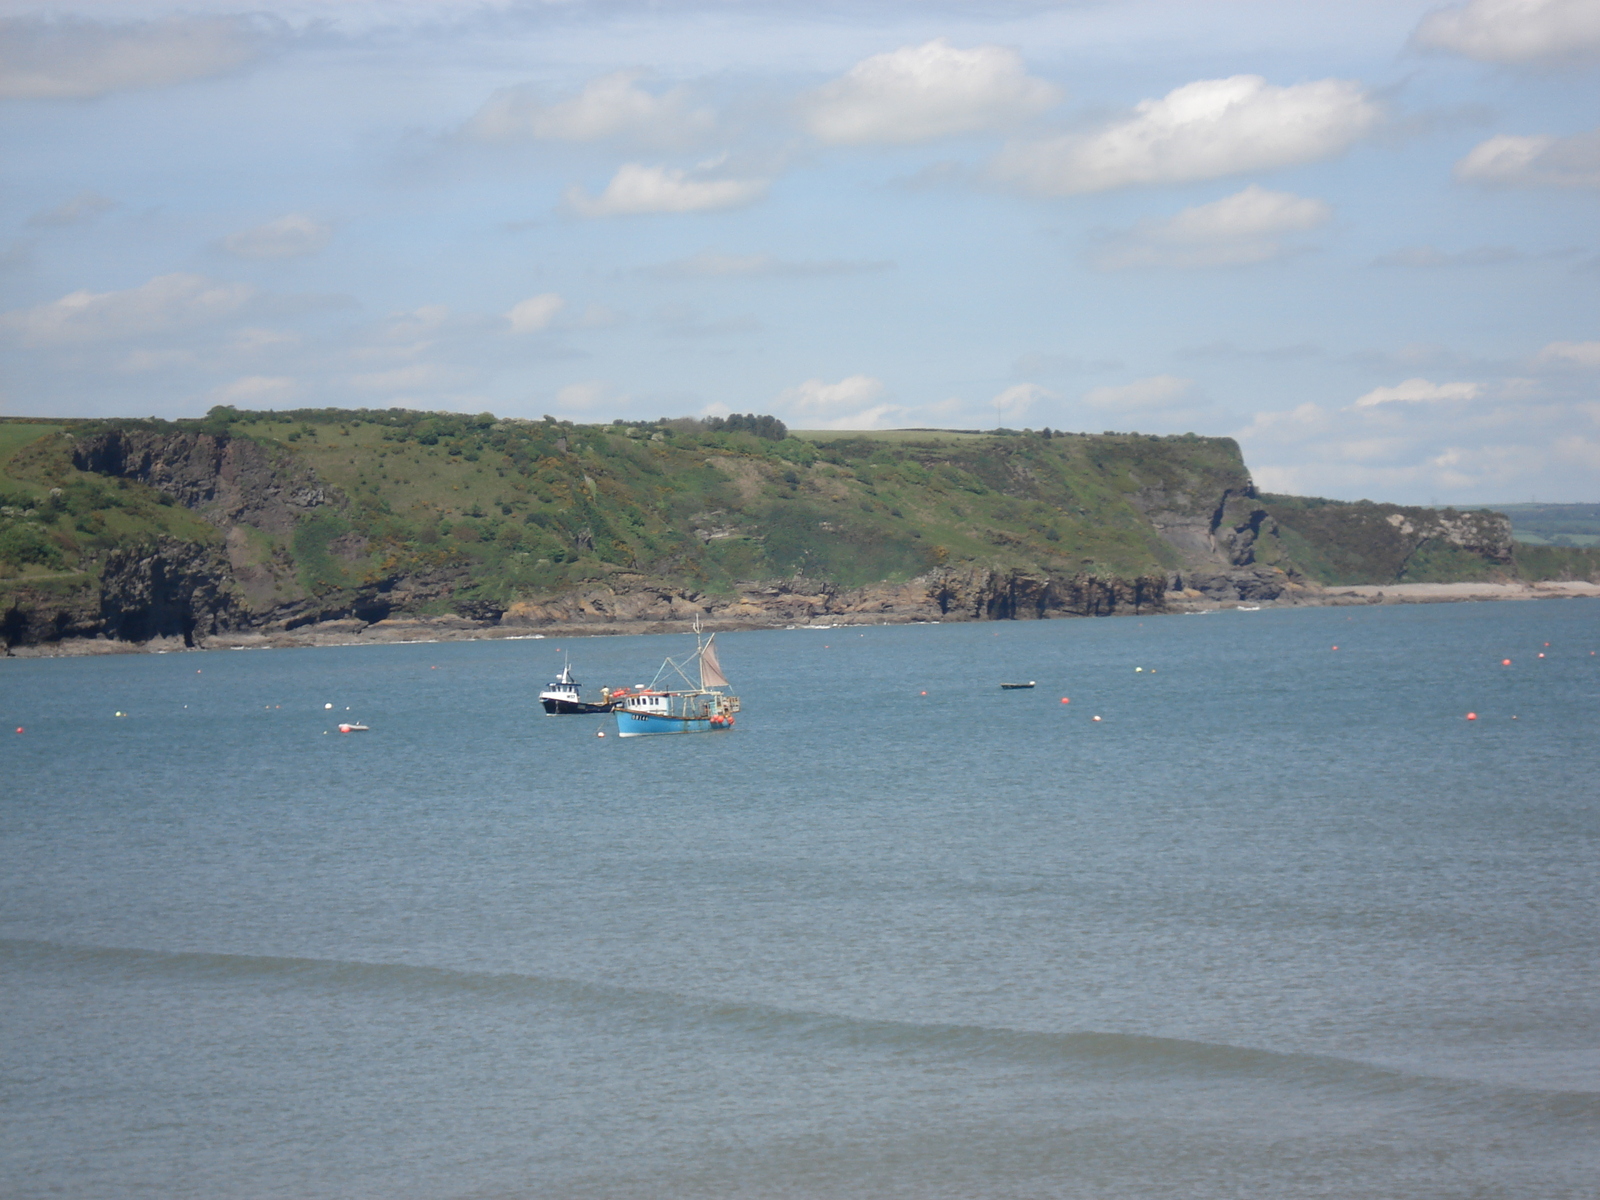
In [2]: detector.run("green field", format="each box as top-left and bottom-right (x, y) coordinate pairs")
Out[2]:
(1492, 503), (1600, 548)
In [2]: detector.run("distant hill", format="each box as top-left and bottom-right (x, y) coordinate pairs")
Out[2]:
(1489, 503), (1600, 548)
(2, 408), (1596, 651)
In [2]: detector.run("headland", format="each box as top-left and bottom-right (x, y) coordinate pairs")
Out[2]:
(3, 409), (1596, 656)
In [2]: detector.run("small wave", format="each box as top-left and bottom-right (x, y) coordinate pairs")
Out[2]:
(6, 937), (1596, 1126)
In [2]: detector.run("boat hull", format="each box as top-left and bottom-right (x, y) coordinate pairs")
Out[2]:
(541, 697), (616, 715)
(614, 710), (733, 737)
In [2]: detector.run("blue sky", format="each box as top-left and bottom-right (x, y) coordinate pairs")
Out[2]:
(2, 0), (1597, 503)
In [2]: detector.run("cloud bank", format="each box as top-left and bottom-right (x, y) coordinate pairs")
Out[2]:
(506, 293), (565, 333)
(774, 374), (909, 428)
(463, 70), (715, 150)
(1, 273), (256, 346)
(1354, 377), (1483, 407)
(802, 39), (1060, 145)
(1088, 185), (1331, 270)
(993, 75), (1380, 195)
(0, 15), (277, 100)
(1454, 128), (1600, 188)
(565, 163), (769, 216)
(1413, 0), (1600, 65)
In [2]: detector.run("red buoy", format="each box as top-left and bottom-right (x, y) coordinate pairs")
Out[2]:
(1466, 712), (1478, 721)
(1060, 697), (1070, 704)
(1502, 659), (1511, 666)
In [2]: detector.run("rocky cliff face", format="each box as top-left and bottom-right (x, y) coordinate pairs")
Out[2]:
(72, 428), (335, 535)
(498, 566), (1165, 631)
(99, 536), (244, 645)
(1128, 466), (1294, 604)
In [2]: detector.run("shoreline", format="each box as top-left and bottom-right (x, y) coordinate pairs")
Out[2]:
(5, 579), (1597, 659)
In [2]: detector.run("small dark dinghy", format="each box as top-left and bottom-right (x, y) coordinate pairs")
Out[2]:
(999, 681), (1036, 690)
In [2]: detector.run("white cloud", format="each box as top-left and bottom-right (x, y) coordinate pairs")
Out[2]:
(1354, 378), (1483, 407)
(1454, 129), (1600, 188)
(1535, 340), (1600, 367)
(802, 39), (1060, 145)
(565, 163), (768, 217)
(506, 293), (565, 333)
(0, 273), (255, 346)
(1089, 185), (1331, 270)
(28, 191), (116, 227)
(774, 374), (910, 428)
(992, 382), (1054, 423)
(221, 214), (332, 260)
(992, 75), (1380, 196)
(644, 250), (892, 278)
(1412, 0), (1600, 64)
(1239, 382), (1600, 503)
(1083, 375), (1195, 411)
(0, 15), (275, 100)
(462, 70), (715, 149)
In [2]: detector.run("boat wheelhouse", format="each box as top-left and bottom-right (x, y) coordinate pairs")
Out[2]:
(540, 663), (618, 715)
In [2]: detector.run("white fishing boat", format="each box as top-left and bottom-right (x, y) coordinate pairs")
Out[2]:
(614, 624), (740, 737)
(540, 662), (618, 715)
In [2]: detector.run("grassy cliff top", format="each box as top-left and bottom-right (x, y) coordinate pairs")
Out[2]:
(2, 409), (1249, 605)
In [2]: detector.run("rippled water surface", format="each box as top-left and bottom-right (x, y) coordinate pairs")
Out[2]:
(4, 599), (1599, 1198)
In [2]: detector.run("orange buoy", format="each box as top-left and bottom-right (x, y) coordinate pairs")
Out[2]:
(1466, 712), (1478, 721)
(1502, 659), (1511, 666)
(920, 691), (926, 695)
(1059, 697), (1070, 704)
(14, 727), (21, 734)
(1332, 645), (1339, 650)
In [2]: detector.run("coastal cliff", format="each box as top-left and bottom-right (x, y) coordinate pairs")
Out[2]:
(2, 408), (1591, 653)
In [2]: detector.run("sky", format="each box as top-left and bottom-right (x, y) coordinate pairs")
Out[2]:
(1, 0), (1597, 504)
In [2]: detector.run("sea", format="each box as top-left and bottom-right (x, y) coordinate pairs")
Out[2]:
(3, 598), (1598, 1200)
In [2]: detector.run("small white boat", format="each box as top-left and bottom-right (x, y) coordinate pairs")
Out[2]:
(540, 662), (618, 715)
(337, 723), (369, 733)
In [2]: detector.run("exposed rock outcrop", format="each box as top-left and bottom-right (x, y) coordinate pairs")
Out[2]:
(99, 537), (244, 645)
(499, 566), (1165, 630)
(72, 428), (334, 534)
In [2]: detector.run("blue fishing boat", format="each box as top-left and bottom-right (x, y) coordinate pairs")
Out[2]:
(614, 626), (740, 737)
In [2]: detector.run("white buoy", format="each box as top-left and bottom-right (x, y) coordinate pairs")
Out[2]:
(596, 731), (606, 738)
(324, 703), (333, 709)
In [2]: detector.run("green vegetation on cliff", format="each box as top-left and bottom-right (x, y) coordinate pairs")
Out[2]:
(3, 407), (1243, 597)
(1, 407), (1594, 647)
